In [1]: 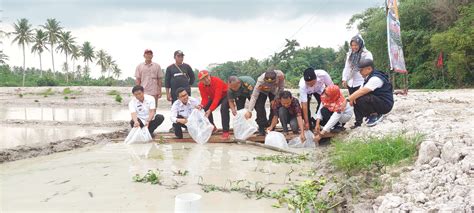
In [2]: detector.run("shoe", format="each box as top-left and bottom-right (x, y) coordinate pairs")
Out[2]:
(221, 131), (230, 140)
(367, 114), (384, 127)
(330, 126), (346, 133)
(212, 126), (218, 134)
(257, 127), (266, 136)
(350, 124), (361, 129)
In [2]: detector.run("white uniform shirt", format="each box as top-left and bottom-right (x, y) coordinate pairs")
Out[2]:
(342, 49), (373, 87)
(170, 97), (200, 123)
(362, 76), (384, 91)
(316, 104), (353, 132)
(128, 94), (156, 123)
(298, 69), (333, 102)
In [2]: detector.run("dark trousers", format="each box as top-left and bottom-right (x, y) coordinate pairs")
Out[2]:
(305, 93), (321, 129)
(203, 95), (230, 131)
(173, 115), (187, 139)
(348, 86), (362, 125)
(255, 92), (275, 129)
(129, 114), (164, 135)
(354, 93), (392, 121)
(278, 107), (299, 133)
(235, 96), (250, 110)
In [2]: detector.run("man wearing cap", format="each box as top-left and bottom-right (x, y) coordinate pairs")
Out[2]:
(135, 49), (164, 105)
(165, 50), (195, 103)
(299, 67), (333, 130)
(244, 69), (285, 135)
(227, 76), (256, 116)
(314, 85), (353, 143)
(347, 59), (394, 127)
(198, 70), (231, 140)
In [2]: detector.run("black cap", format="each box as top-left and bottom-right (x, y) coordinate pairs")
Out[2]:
(303, 67), (316, 81)
(358, 59), (374, 69)
(174, 50), (184, 57)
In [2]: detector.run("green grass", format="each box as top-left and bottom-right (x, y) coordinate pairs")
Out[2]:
(255, 153), (311, 164)
(330, 134), (423, 173)
(40, 88), (55, 97)
(107, 90), (120, 96)
(63, 87), (81, 95)
(115, 94), (123, 103)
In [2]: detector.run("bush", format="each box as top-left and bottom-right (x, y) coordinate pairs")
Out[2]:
(115, 94), (122, 103)
(330, 134), (423, 173)
(37, 76), (58, 86)
(107, 90), (120, 96)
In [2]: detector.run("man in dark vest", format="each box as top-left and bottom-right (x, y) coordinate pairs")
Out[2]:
(347, 59), (394, 127)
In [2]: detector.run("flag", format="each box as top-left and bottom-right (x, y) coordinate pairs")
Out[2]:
(437, 51), (443, 68)
(386, 0), (408, 73)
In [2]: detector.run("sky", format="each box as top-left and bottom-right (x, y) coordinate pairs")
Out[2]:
(1, 0), (383, 79)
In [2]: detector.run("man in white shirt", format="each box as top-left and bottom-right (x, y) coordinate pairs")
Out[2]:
(129, 85), (164, 136)
(170, 87), (201, 139)
(347, 59), (394, 127)
(299, 67), (333, 130)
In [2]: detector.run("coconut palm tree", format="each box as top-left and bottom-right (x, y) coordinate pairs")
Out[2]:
(96, 49), (108, 77)
(112, 63), (122, 79)
(31, 29), (49, 76)
(42, 18), (62, 74)
(70, 45), (81, 76)
(11, 18), (33, 86)
(80, 41), (95, 77)
(56, 31), (76, 83)
(75, 65), (82, 80)
(0, 51), (8, 64)
(105, 55), (114, 78)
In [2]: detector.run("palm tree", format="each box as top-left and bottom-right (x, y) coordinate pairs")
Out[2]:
(70, 45), (81, 76)
(0, 51), (8, 64)
(75, 65), (82, 80)
(56, 31), (76, 83)
(42, 18), (62, 74)
(31, 29), (49, 76)
(96, 49), (108, 77)
(80, 41), (95, 76)
(11, 18), (33, 86)
(112, 63), (121, 79)
(105, 55), (114, 78)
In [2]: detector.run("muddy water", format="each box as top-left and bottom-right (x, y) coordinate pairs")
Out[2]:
(0, 127), (116, 149)
(0, 142), (313, 212)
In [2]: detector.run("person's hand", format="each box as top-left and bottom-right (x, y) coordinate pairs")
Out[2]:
(244, 111), (252, 120)
(133, 121), (140, 128)
(179, 118), (188, 124)
(304, 122), (310, 130)
(231, 108), (237, 116)
(342, 81), (348, 88)
(205, 110), (212, 118)
(315, 124), (321, 135)
(266, 126), (273, 133)
(167, 94), (172, 102)
(349, 97), (356, 106)
(300, 132), (306, 142)
(195, 105), (203, 110)
(314, 134), (321, 143)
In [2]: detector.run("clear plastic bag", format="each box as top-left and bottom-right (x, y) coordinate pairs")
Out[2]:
(264, 131), (289, 149)
(187, 109), (214, 144)
(233, 109), (258, 140)
(124, 127), (152, 145)
(288, 130), (316, 148)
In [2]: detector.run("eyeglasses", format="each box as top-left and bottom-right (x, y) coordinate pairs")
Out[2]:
(264, 78), (275, 83)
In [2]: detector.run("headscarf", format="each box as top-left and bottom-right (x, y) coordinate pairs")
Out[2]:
(321, 85), (345, 112)
(348, 35), (365, 74)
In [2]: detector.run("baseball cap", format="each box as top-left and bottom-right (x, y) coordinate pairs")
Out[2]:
(303, 67), (316, 81)
(174, 50), (185, 57)
(144, 49), (153, 54)
(198, 70), (209, 80)
(358, 59), (374, 69)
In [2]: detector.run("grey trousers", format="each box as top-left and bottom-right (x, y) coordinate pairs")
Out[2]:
(278, 107), (299, 134)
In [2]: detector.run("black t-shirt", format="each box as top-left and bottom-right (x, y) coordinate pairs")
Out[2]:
(165, 63), (195, 90)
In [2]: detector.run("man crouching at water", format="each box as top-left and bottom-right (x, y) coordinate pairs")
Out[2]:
(129, 85), (164, 136)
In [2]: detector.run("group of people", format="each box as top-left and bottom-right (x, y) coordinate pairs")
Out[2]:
(128, 34), (395, 144)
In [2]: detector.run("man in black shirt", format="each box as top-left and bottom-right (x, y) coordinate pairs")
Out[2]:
(165, 50), (195, 103)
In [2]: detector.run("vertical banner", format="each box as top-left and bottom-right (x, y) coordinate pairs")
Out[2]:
(386, 0), (408, 73)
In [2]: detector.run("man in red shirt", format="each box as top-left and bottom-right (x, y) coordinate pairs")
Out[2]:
(198, 70), (230, 139)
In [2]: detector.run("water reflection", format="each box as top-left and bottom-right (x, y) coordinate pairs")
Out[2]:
(0, 107), (130, 122)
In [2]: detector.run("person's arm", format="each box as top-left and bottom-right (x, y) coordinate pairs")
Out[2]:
(342, 53), (350, 88)
(129, 101), (139, 127)
(187, 64), (195, 86)
(228, 91), (237, 116)
(199, 83), (209, 109)
(146, 109), (156, 126)
(165, 67), (172, 101)
(266, 115), (279, 132)
(135, 65), (141, 85)
(299, 82), (310, 129)
(156, 65), (163, 98)
(208, 79), (225, 112)
(297, 115), (306, 141)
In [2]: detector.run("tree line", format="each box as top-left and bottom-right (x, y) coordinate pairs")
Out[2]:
(211, 0), (473, 89)
(2, 18), (122, 86)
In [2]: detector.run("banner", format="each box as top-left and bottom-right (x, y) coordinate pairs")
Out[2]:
(386, 0), (408, 73)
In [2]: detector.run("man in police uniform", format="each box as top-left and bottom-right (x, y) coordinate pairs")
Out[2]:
(227, 75), (256, 116)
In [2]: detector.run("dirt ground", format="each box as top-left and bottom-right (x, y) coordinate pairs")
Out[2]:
(0, 87), (473, 212)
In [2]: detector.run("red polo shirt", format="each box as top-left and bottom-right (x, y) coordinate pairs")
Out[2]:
(198, 76), (228, 111)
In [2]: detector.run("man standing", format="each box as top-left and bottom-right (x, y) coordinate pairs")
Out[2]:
(165, 50), (195, 103)
(245, 69), (285, 135)
(129, 85), (164, 136)
(266, 91), (306, 142)
(135, 49), (164, 106)
(198, 70), (231, 139)
(299, 67), (333, 130)
(227, 75), (255, 116)
(170, 87), (201, 139)
(347, 59), (394, 127)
